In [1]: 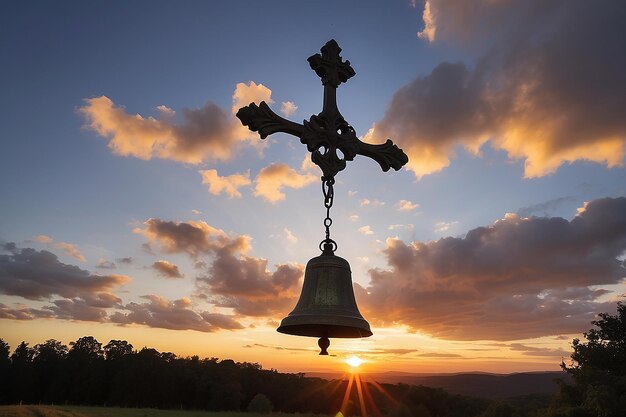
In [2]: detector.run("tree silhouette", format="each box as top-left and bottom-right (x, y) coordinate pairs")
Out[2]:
(9, 341), (35, 404)
(0, 339), (10, 403)
(32, 339), (68, 403)
(2, 335), (495, 416)
(554, 302), (626, 417)
(247, 393), (273, 413)
(67, 336), (105, 404)
(103, 339), (133, 361)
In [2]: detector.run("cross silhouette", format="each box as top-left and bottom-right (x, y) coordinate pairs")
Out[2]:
(236, 39), (408, 180)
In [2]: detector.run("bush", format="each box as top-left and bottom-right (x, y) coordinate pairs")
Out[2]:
(247, 393), (273, 414)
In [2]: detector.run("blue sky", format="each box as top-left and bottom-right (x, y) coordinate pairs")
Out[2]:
(1, 0), (625, 372)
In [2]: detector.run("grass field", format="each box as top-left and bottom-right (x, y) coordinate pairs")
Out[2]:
(0, 406), (325, 417)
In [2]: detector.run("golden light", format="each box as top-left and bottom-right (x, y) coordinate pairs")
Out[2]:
(345, 355), (364, 368)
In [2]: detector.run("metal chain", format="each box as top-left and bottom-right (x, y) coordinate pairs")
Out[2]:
(320, 176), (337, 253)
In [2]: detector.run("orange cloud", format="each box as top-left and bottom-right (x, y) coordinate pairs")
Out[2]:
(371, 1), (626, 179)
(359, 226), (374, 235)
(152, 260), (183, 279)
(396, 200), (419, 211)
(34, 235), (86, 262)
(231, 81), (273, 114)
(280, 101), (298, 117)
(79, 81), (272, 164)
(56, 242), (86, 262)
(197, 250), (303, 318)
(134, 218), (251, 257)
(0, 242), (129, 302)
(34, 235), (53, 244)
(357, 197), (626, 340)
(253, 163), (317, 203)
(110, 295), (243, 332)
(199, 169), (251, 198)
(417, 0), (436, 41)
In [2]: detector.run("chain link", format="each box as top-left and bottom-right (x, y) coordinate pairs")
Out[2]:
(320, 176), (337, 253)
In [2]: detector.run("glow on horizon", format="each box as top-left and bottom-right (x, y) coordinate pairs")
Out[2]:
(0, 319), (570, 374)
(346, 355), (364, 368)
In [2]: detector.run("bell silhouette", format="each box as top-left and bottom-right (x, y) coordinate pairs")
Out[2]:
(277, 244), (372, 355)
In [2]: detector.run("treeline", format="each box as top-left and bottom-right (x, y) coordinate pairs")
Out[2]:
(0, 336), (492, 417)
(4, 311), (625, 417)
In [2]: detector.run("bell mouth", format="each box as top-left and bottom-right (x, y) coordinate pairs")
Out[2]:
(277, 315), (373, 338)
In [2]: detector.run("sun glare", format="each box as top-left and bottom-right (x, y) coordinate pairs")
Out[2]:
(345, 355), (364, 368)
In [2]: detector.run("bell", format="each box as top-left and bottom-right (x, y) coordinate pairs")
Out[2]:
(277, 244), (372, 355)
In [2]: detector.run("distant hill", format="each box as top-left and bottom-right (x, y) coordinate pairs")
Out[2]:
(305, 371), (570, 399)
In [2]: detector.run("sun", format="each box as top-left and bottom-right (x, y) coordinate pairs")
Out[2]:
(345, 355), (364, 368)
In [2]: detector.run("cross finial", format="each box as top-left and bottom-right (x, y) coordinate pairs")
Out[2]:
(236, 40), (408, 179)
(308, 39), (355, 88)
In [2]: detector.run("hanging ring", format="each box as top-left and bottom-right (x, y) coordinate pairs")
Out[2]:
(319, 238), (338, 254)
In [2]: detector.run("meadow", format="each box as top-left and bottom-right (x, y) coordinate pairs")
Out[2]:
(0, 406), (323, 417)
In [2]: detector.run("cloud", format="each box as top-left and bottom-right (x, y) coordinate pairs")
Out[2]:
(360, 198), (385, 207)
(134, 218), (251, 257)
(197, 249), (303, 317)
(0, 243), (130, 302)
(507, 343), (570, 357)
(110, 295), (243, 332)
(396, 200), (419, 211)
(417, 0), (436, 41)
(56, 242), (86, 262)
(434, 220), (458, 233)
(388, 224), (414, 231)
(116, 257), (133, 264)
(280, 101), (298, 117)
(156, 105), (175, 117)
(35, 235), (53, 244)
(243, 343), (312, 352)
(359, 226), (374, 235)
(349, 214), (359, 222)
(1, 299), (110, 322)
(417, 352), (463, 358)
(517, 196), (577, 218)
(79, 82), (272, 164)
(366, 348), (419, 356)
(300, 153), (318, 173)
(370, 0), (626, 179)
(231, 81), (273, 114)
(283, 228), (298, 244)
(96, 259), (116, 269)
(0, 303), (54, 320)
(44, 298), (110, 322)
(199, 169), (251, 198)
(357, 197), (626, 340)
(152, 260), (183, 279)
(34, 235), (86, 262)
(253, 163), (317, 203)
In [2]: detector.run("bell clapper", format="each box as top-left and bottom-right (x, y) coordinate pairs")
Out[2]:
(318, 336), (330, 355)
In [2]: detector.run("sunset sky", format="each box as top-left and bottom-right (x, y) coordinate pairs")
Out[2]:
(1, 0), (625, 374)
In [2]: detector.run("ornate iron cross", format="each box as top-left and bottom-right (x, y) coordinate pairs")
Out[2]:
(236, 39), (408, 180)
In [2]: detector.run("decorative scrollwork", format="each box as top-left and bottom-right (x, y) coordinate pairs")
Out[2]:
(235, 39), (409, 179)
(236, 102), (303, 139)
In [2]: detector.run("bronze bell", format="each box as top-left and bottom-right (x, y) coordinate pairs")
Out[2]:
(277, 244), (372, 355)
